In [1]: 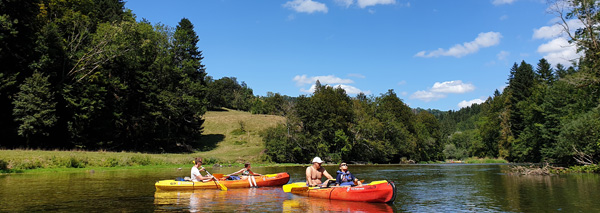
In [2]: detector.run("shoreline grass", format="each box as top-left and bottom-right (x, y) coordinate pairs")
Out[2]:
(0, 149), (305, 174)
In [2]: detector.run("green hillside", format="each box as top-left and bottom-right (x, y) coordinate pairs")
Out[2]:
(198, 109), (286, 163)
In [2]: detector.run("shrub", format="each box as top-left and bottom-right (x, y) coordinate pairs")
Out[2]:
(0, 159), (8, 171)
(129, 155), (152, 166)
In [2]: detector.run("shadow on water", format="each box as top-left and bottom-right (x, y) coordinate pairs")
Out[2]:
(195, 134), (225, 151)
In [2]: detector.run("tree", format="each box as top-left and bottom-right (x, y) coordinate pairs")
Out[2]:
(12, 72), (57, 147)
(0, 0), (43, 148)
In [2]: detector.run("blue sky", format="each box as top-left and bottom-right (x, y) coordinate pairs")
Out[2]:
(125, 0), (581, 111)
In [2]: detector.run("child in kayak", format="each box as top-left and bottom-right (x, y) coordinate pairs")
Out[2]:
(335, 162), (362, 187)
(227, 163), (262, 180)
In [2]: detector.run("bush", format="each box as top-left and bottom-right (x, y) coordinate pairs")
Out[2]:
(0, 159), (8, 171)
(129, 155), (152, 166)
(443, 143), (467, 160)
(569, 164), (600, 173)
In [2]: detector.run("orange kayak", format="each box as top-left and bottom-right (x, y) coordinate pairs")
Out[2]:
(155, 172), (290, 190)
(283, 180), (396, 203)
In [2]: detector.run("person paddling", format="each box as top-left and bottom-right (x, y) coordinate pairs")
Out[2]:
(306, 157), (334, 187)
(191, 157), (214, 182)
(335, 162), (362, 187)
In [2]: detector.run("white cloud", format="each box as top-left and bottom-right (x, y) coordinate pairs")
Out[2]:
(458, 99), (485, 108)
(410, 90), (447, 102)
(499, 15), (509, 20)
(299, 83), (370, 95)
(532, 19), (583, 40)
(283, 0), (328, 14)
(497, 50), (509, 60)
(357, 0), (396, 8)
(533, 24), (565, 39)
(537, 37), (579, 65)
(533, 19), (584, 65)
(397, 80), (406, 85)
(492, 0), (516, 6)
(338, 84), (371, 95)
(348, 73), (366, 78)
(293, 75), (354, 86)
(415, 32), (502, 58)
(411, 80), (475, 102)
(334, 0), (353, 8)
(431, 80), (475, 93)
(294, 74), (369, 95)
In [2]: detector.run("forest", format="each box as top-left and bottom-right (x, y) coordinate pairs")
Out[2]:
(1, 0), (599, 165)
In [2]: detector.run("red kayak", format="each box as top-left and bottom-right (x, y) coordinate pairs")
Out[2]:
(155, 172), (290, 190)
(283, 180), (396, 203)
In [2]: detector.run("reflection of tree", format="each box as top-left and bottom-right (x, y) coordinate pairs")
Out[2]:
(496, 172), (600, 212)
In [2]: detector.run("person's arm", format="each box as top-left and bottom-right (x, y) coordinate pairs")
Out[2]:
(227, 168), (245, 176)
(323, 170), (334, 180)
(249, 170), (261, 176)
(321, 170), (334, 187)
(350, 172), (362, 186)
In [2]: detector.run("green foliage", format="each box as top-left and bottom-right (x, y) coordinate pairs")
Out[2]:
(443, 143), (467, 160)
(12, 72), (57, 146)
(207, 77), (254, 111)
(0, 159), (8, 171)
(568, 164), (600, 173)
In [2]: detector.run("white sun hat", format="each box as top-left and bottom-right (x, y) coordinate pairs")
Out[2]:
(312, 157), (324, 163)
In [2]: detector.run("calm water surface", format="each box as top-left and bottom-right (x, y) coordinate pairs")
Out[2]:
(1, 164), (599, 212)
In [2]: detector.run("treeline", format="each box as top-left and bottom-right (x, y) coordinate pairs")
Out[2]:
(0, 0), (315, 152)
(263, 0), (600, 165)
(1, 0), (212, 152)
(434, 0), (600, 165)
(0, 1), (248, 152)
(438, 58), (600, 165)
(263, 81), (444, 164)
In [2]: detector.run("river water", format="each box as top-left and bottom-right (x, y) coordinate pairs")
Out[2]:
(1, 164), (599, 212)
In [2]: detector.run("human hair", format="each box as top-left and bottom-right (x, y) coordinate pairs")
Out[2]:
(244, 163), (250, 168)
(195, 157), (203, 165)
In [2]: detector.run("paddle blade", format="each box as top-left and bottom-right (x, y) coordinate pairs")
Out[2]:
(217, 182), (228, 191)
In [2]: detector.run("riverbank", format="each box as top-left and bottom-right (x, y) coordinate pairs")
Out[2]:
(0, 149), (508, 174)
(0, 149), (305, 174)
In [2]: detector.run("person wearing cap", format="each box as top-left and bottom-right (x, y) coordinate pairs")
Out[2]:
(335, 162), (362, 187)
(306, 157), (334, 187)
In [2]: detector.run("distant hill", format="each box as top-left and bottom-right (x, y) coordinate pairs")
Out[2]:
(197, 109), (286, 163)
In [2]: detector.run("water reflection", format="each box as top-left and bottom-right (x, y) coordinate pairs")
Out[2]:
(282, 198), (394, 212)
(1, 165), (600, 212)
(155, 188), (290, 212)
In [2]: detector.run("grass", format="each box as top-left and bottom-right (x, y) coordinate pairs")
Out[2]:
(463, 157), (509, 164)
(199, 109), (285, 163)
(0, 109), (286, 173)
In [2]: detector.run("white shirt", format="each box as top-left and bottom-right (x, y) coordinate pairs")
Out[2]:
(191, 166), (202, 182)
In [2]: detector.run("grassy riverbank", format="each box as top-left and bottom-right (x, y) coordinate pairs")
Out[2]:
(1, 109), (287, 173)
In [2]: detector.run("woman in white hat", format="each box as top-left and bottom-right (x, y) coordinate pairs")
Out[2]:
(306, 157), (334, 187)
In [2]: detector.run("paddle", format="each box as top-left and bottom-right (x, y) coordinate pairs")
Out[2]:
(202, 166), (228, 191)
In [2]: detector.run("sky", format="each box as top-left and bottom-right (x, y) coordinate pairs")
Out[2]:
(124, 0), (582, 111)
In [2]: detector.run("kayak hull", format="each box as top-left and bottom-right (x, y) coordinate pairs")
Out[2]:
(288, 180), (396, 203)
(155, 172), (290, 190)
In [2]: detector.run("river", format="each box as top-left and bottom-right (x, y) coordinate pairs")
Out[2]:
(1, 164), (599, 212)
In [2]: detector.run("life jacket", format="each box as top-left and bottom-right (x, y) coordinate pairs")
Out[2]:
(336, 170), (354, 183)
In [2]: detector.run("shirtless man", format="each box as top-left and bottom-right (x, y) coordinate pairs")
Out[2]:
(306, 157), (334, 187)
